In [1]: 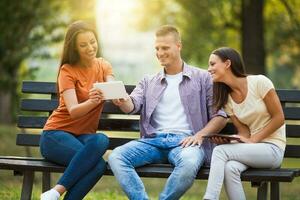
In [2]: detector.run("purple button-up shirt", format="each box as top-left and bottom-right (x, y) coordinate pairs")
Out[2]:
(129, 62), (227, 165)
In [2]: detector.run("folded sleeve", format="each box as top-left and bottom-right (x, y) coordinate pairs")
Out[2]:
(58, 65), (76, 94)
(257, 75), (274, 98)
(102, 59), (114, 80)
(129, 76), (147, 114)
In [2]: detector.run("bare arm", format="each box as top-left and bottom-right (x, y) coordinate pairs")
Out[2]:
(63, 88), (103, 119)
(248, 89), (284, 143)
(63, 75), (113, 119)
(230, 115), (251, 138)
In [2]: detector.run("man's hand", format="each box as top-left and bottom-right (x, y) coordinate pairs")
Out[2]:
(112, 96), (129, 107)
(180, 134), (203, 148)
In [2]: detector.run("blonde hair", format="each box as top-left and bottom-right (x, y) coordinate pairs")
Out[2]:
(155, 25), (181, 42)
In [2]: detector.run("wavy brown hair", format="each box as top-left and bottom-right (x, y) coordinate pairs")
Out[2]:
(212, 47), (247, 111)
(56, 21), (100, 96)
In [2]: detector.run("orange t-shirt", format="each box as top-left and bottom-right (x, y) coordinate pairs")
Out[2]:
(43, 58), (113, 135)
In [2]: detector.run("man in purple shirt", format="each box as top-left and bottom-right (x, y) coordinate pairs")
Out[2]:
(108, 25), (227, 200)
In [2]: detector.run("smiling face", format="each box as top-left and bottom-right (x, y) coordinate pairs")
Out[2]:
(208, 53), (231, 82)
(76, 31), (98, 63)
(155, 34), (181, 68)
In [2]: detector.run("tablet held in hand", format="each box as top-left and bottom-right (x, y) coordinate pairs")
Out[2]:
(202, 134), (244, 143)
(93, 81), (127, 100)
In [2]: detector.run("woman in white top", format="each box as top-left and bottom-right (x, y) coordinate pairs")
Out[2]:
(203, 47), (286, 200)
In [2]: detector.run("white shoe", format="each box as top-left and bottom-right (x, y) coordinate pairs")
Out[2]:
(40, 189), (60, 200)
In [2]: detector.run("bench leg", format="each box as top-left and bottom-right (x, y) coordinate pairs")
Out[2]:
(20, 171), (34, 200)
(271, 182), (280, 200)
(42, 172), (51, 192)
(256, 182), (268, 200)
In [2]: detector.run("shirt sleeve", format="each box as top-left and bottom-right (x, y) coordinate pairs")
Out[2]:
(129, 76), (147, 114)
(257, 75), (274, 98)
(224, 101), (234, 116)
(101, 59), (114, 80)
(58, 65), (76, 94)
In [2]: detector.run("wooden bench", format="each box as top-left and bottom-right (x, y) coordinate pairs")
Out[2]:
(0, 81), (299, 200)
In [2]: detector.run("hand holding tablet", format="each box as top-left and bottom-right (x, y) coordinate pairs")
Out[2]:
(93, 81), (128, 100)
(202, 134), (244, 144)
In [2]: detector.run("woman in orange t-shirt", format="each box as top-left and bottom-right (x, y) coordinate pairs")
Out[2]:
(40, 21), (114, 200)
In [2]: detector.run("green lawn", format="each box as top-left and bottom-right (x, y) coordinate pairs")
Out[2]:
(0, 124), (299, 199)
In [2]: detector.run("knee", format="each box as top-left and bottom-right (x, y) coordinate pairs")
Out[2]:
(225, 161), (242, 177)
(212, 145), (227, 159)
(108, 147), (125, 168)
(178, 158), (201, 177)
(212, 145), (224, 154)
(90, 134), (110, 150)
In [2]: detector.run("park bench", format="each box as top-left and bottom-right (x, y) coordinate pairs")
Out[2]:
(0, 80), (299, 200)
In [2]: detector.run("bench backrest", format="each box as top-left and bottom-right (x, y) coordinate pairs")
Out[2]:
(17, 81), (300, 158)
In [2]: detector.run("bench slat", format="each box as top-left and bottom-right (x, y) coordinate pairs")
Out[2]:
(17, 115), (300, 138)
(16, 134), (300, 160)
(0, 158), (297, 182)
(277, 89), (300, 103)
(21, 82), (300, 104)
(283, 107), (300, 120)
(18, 116), (140, 131)
(16, 134), (136, 149)
(20, 99), (133, 114)
(22, 81), (57, 94)
(286, 125), (300, 138)
(21, 99), (58, 112)
(284, 145), (300, 158)
(22, 81), (136, 95)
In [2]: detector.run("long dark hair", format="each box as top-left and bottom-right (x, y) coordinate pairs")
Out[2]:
(212, 47), (247, 111)
(56, 21), (100, 96)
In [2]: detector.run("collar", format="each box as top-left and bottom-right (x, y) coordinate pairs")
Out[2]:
(158, 61), (192, 83)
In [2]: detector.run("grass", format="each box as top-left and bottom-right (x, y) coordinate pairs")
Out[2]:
(0, 124), (300, 199)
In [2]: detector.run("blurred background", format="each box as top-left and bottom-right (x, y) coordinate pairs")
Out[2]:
(0, 0), (300, 124)
(0, 0), (300, 199)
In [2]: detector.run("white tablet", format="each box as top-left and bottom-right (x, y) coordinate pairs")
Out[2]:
(93, 81), (127, 100)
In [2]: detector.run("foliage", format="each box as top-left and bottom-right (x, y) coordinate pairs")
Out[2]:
(135, 0), (300, 88)
(0, 0), (96, 123)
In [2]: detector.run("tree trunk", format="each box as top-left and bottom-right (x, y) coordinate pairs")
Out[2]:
(241, 0), (265, 74)
(0, 90), (13, 124)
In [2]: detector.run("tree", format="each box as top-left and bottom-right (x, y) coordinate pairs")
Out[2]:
(0, 0), (64, 123)
(241, 0), (265, 74)
(136, 0), (300, 88)
(0, 0), (96, 123)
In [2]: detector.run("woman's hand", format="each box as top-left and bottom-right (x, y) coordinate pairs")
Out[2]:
(232, 134), (254, 143)
(209, 136), (231, 144)
(88, 88), (104, 105)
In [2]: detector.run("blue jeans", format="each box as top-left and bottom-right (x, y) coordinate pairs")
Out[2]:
(40, 130), (109, 200)
(108, 133), (205, 200)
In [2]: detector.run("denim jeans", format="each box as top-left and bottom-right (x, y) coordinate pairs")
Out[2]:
(40, 130), (109, 200)
(108, 133), (205, 200)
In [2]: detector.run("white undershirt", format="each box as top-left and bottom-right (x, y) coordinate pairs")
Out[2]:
(151, 72), (193, 136)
